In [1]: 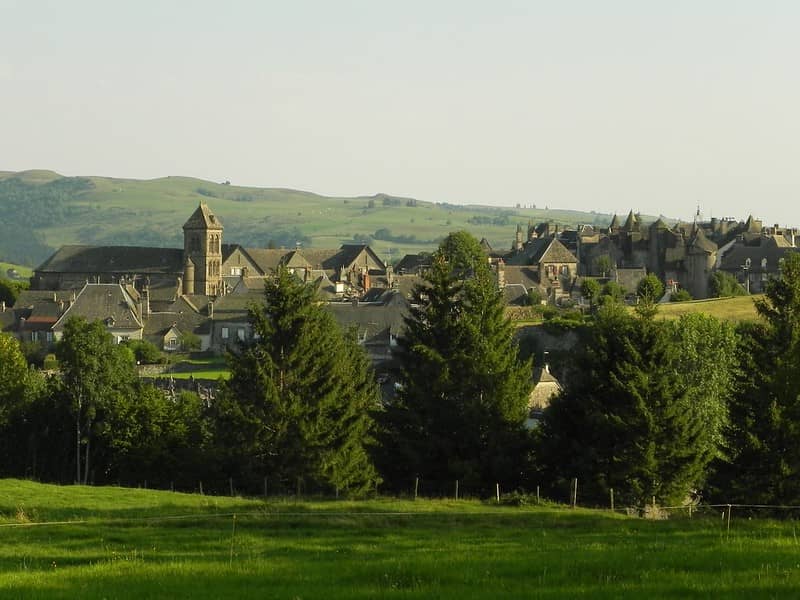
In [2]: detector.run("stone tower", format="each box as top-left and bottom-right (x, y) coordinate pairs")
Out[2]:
(182, 202), (223, 296)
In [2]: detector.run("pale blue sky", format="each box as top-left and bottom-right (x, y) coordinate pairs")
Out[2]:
(2, 1), (799, 226)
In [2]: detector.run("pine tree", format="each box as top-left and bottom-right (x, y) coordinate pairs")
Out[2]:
(712, 253), (800, 504)
(537, 304), (718, 506)
(384, 231), (532, 492)
(215, 267), (380, 496)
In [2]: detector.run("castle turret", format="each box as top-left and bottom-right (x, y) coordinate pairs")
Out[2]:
(183, 257), (195, 296)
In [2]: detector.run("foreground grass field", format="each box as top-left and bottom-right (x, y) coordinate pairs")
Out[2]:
(2, 480), (800, 598)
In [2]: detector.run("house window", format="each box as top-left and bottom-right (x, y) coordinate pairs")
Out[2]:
(31, 331), (39, 342)
(237, 329), (245, 341)
(230, 267), (242, 276)
(221, 327), (229, 339)
(46, 331), (53, 343)
(168, 338), (178, 348)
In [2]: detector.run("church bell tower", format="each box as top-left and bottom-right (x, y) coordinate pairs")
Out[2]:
(183, 202), (223, 296)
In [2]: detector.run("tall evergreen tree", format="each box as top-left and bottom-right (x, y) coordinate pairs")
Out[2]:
(537, 304), (721, 506)
(712, 252), (800, 504)
(383, 231), (532, 491)
(214, 267), (380, 496)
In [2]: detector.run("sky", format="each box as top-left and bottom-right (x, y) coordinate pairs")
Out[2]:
(2, 1), (799, 227)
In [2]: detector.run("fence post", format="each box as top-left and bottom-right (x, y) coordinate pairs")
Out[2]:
(496, 483), (500, 503)
(229, 477), (234, 497)
(199, 481), (204, 495)
(536, 485), (540, 505)
(170, 481), (174, 493)
(610, 488), (614, 512)
(414, 477), (419, 501)
(455, 480), (459, 501)
(689, 504), (693, 519)
(726, 504), (732, 532)
(571, 478), (578, 508)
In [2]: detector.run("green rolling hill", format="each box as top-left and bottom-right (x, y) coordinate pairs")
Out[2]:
(0, 169), (614, 268)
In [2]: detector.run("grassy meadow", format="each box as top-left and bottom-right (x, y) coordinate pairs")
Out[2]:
(656, 295), (761, 322)
(0, 262), (32, 279)
(2, 480), (800, 598)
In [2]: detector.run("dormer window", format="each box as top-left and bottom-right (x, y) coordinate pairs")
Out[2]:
(761, 258), (768, 269)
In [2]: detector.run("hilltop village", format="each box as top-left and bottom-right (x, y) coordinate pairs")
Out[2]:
(2, 203), (798, 365)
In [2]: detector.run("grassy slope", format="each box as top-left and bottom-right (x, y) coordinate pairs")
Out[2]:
(0, 262), (33, 278)
(656, 295), (761, 322)
(2, 480), (799, 599)
(2, 170), (612, 266)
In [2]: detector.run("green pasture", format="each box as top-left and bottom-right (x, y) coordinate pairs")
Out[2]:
(2, 480), (800, 598)
(167, 355), (230, 380)
(3, 169), (612, 265)
(655, 295), (761, 322)
(0, 262), (32, 278)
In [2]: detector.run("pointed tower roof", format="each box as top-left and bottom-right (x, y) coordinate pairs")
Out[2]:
(651, 217), (668, 230)
(183, 202), (223, 231)
(622, 210), (638, 231)
(608, 214), (620, 230)
(744, 215), (759, 233)
(689, 226), (718, 254)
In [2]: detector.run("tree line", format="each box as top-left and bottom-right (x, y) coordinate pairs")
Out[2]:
(1, 232), (799, 507)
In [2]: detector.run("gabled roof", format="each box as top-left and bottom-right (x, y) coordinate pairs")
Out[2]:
(143, 296), (211, 339)
(507, 238), (577, 266)
(35, 245), (184, 275)
(608, 214), (621, 230)
(53, 283), (143, 331)
(183, 202), (223, 230)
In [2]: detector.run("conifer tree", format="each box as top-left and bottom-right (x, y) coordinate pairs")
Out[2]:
(537, 303), (719, 506)
(384, 231), (532, 491)
(215, 267), (380, 496)
(712, 252), (800, 504)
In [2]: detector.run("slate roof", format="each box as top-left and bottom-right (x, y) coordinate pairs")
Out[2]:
(529, 365), (562, 411)
(53, 283), (143, 331)
(325, 299), (409, 339)
(506, 238), (577, 266)
(689, 227), (718, 254)
(183, 202), (223, 230)
(395, 253), (431, 275)
(719, 240), (800, 273)
(35, 245), (184, 275)
(143, 296), (211, 341)
(502, 266), (539, 288)
(242, 248), (299, 274)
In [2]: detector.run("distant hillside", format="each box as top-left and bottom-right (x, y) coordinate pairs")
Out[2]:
(0, 169), (616, 268)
